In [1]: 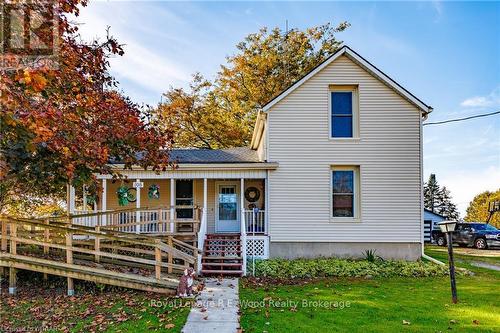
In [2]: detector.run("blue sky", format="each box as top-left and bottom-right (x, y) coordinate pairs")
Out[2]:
(76, 1), (500, 215)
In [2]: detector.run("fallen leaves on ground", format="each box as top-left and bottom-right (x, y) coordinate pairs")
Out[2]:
(0, 272), (187, 333)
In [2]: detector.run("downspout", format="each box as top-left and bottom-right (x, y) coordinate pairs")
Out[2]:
(420, 108), (444, 265)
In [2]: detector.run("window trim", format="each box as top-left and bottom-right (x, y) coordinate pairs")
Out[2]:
(330, 165), (361, 222)
(328, 85), (360, 140)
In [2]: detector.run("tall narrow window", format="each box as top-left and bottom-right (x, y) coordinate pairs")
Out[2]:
(176, 180), (193, 219)
(331, 91), (353, 138)
(332, 166), (360, 219)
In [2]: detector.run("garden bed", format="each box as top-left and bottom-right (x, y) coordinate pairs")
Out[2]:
(247, 256), (461, 279)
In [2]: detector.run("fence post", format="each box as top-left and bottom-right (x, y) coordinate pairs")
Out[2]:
(1, 219), (7, 251)
(155, 239), (162, 280)
(9, 223), (17, 294)
(167, 236), (173, 274)
(43, 219), (50, 254)
(66, 231), (74, 296)
(43, 219), (50, 281)
(95, 225), (101, 263)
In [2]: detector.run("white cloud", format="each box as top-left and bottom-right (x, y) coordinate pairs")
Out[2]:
(109, 42), (188, 92)
(439, 166), (500, 217)
(73, 2), (190, 97)
(432, 1), (443, 17)
(460, 87), (500, 108)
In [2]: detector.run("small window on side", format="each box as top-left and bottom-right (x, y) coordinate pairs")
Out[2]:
(331, 166), (360, 220)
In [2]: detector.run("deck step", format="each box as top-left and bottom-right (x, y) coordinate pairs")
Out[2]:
(202, 262), (242, 267)
(205, 244), (241, 247)
(202, 256), (242, 260)
(204, 249), (242, 253)
(201, 269), (243, 275)
(205, 239), (242, 243)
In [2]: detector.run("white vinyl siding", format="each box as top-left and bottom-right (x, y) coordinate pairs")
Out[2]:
(267, 55), (422, 243)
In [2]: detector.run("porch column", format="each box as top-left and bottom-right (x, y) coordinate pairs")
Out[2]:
(240, 178), (247, 275)
(170, 178), (175, 233)
(265, 172), (270, 235)
(197, 178), (208, 273)
(68, 184), (76, 214)
(135, 179), (141, 234)
(203, 178), (208, 227)
(101, 179), (107, 226)
(82, 185), (87, 212)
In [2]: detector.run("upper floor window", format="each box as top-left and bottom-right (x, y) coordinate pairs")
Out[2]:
(330, 86), (358, 138)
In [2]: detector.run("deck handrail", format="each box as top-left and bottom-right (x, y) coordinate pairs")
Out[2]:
(0, 215), (196, 295)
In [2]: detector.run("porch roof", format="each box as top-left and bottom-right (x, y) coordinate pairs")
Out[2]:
(169, 147), (260, 164)
(111, 147), (261, 165)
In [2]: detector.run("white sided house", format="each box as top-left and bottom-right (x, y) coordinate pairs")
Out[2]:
(70, 46), (432, 276)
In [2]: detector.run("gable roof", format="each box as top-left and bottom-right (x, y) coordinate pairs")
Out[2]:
(262, 45), (433, 115)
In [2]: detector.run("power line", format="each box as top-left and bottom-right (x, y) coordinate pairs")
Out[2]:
(423, 110), (500, 126)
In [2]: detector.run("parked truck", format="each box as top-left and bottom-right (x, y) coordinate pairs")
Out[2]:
(432, 222), (500, 249)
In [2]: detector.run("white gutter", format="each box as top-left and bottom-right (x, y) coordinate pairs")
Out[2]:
(422, 253), (445, 266)
(419, 110), (444, 265)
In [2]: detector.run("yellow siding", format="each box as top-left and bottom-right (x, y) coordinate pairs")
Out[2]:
(105, 179), (170, 210)
(267, 55), (422, 243)
(102, 178), (265, 234)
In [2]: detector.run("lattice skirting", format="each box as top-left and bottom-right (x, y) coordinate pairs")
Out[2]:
(246, 236), (269, 259)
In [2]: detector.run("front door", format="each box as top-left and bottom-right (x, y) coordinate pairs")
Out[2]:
(216, 183), (240, 233)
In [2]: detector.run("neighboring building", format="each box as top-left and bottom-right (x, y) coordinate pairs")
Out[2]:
(423, 209), (446, 242)
(70, 46), (433, 275)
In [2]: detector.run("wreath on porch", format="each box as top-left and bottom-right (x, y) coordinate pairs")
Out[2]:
(117, 186), (137, 206)
(244, 187), (261, 202)
(148, 184), (160, 199)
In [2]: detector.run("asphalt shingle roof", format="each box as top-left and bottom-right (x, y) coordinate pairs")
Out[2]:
(169, 147), (260, 164)
(110, 147), (260, 164)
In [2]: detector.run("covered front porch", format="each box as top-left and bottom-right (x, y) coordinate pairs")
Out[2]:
(68, 168), (274, 273)
(72, 178), (268, 234)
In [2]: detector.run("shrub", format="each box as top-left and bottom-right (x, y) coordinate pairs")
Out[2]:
(247, 257), (456, 279)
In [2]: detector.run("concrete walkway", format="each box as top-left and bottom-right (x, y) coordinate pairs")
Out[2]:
(182, 278), (240, 333)
(470, 261), (500, 271)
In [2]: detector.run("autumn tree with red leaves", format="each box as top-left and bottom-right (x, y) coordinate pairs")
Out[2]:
(0, 0), (172, 210)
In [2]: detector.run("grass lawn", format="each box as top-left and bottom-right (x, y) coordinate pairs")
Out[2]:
(0, 271), (191, 333)
(239, 249), (500, 332)
(425, 245), (500, 266)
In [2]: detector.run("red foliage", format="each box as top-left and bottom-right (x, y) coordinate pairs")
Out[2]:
(0, 0), (172, 194)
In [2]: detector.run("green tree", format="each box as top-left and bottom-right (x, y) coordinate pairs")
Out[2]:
(424, 174), (459, 220)
(465, 189), (500, 228)
(436, 186), (459, 220)
(424, 174), (440, 212)
(157, 22), (350, 149)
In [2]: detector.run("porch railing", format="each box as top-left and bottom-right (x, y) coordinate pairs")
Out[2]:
(243, 209), (267, 234)
(71, 206), (201, 235)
